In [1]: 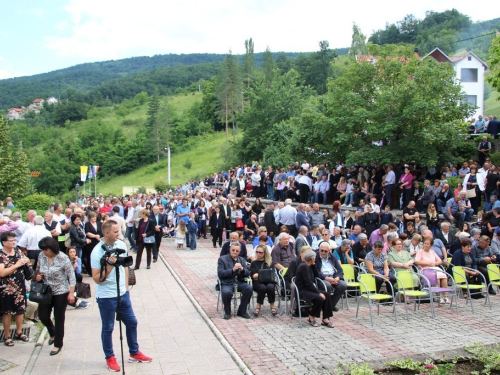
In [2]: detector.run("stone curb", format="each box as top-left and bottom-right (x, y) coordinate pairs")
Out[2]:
(23, 326), (48, 374)
(158, 251), (253, 375)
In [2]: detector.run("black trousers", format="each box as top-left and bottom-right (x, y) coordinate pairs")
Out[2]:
(135, 242), (153, 268)
(221, 282), (252, 315)
(153, 232), (163, 260)
(38, 292), (68, 348)
(253, 281), (276, 305)
(300, 290), (333, 319)
(81, 246), (92, 275)
(212, 228), (223, 247)
(385, 184), (394, 208)
(299, 183), (310, 203)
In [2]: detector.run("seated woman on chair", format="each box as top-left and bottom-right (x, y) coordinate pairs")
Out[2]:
(365, 241), (395, 293)
(295, 250), (334, 328)
(250, 245), (277, 317)
(415, 237), (449, 304)
(448, 238), (480, 284)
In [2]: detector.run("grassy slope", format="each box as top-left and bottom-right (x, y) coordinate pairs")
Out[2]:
(485, 89), (500, 115)
(97, 131), (231, 195)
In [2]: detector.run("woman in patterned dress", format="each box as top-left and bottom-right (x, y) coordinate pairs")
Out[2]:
(0, 231), (31, 346)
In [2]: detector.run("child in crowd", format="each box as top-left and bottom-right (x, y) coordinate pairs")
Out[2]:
(175, 221), (187, 249)
(165, 219), (176, 238)
(187, 212), (198, 250)
(380, 205), (393, 225)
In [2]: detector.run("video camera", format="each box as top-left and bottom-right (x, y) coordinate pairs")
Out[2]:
(100, 244), (133, 268)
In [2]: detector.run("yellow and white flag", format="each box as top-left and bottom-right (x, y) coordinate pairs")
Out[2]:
(80, 166), (88, 182)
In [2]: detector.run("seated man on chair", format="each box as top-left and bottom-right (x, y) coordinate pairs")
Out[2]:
(316, 241), (348, 312)
(217, 243), (252, 320)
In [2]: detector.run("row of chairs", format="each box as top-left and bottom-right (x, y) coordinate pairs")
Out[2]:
(215, 262), (500, 326)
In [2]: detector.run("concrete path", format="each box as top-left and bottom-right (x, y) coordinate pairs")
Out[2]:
(1, 247), (242, 375)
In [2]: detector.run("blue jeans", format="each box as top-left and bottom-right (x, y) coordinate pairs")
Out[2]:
(436, 199), (446, 213)
(314, 192), (328, 204)
(188, 231), (197, 250)
(77, 247), (83, 259)
(97, 291), (139, 359)
(345, 192), (354, 205)
(266, 184), (274, 199)
(464, 208), (474, 223)
(125, 227), (136, 250)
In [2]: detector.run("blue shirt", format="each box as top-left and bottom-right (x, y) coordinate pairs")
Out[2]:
(475, 119), (486, 132)
(176, 205), (190, 223)
(90, 240), (128, 298)
(349, 233), (360, 243)
(445, 198), (460, 215)
(317, 180), (329, 193)
(114, 204), (124, 217)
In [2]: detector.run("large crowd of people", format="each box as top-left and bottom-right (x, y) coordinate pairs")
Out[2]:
(2, 134), (500, 362)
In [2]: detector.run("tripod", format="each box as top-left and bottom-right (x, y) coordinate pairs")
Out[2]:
(114, 264), (126, 375)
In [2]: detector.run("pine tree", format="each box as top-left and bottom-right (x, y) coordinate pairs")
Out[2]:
(262, 47), (274, 87)
(0, 117), (30, 199)
(243, 38), (255, 88)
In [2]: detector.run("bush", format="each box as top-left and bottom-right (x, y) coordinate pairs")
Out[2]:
(135, 187), (147, 194)
(490, 151), (500, 167)
(16, 193), (55, 217)
(154, 180), (171, 193)
(446, 176), (461, 191)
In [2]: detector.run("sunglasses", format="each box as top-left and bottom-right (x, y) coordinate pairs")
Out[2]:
(255, 251), (264, 254)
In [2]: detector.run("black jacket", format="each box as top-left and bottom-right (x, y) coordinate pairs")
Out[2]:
(149, 212), (167, 229)
(220, 241), (248, 260)
(70, 223), (87, 247)
(295, 263), (319, 294)
(209, 212), (225, 232)
(315, 252), (344, 280)
(436, 231), (453, 250)
(217, 254), (250, 285)
(134, 218), (156, 241)
(264, 208), (276, 235)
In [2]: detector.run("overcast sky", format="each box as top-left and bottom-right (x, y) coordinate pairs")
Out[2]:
(0, 0), (496, 79)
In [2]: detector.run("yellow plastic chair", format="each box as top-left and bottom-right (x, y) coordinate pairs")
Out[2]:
(452, 266), (491, 314)
(341, 264), (364, 310)
(356, 273), (397, 327)
(487, 264), (500, 294)
(395, 270), (435, 321)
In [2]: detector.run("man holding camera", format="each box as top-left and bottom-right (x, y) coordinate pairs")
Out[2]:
(217, 242), (252, 320)
(91, 220), (152, 372)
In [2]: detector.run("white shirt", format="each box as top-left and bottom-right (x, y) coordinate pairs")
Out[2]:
(251, 171), (261, 186)
(125, 207), (136, 227)
(18, 225), (52, 250)
(298, 175), (312, 189)
(13, 220), (31, 245)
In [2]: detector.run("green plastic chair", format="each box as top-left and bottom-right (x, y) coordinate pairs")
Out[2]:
(340, 264), (364, 310)
(487, 264), (500, 294)
(356, 273), (397, 327)
(395, 270), (435, 321)
(452, 266), (491, 314)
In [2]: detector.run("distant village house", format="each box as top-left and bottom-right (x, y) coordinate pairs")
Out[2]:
(7, 96), (58, 120)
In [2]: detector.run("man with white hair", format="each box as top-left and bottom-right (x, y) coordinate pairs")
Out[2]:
(18, 216), (51, 269)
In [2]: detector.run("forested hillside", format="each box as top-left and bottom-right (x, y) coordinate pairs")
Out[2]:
(0, 51), (351, 109)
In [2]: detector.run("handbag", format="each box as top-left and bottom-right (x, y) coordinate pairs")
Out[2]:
(29, 280), (52, 305)
(128, 267), (136, 286)
(258, 263), (275, 284)
(466, 189), (476, 198)
(64, 233), (72, 248)
(144, 235), (155, 244)
(75, 282), (91, 298)
(235, 219), (244, 229)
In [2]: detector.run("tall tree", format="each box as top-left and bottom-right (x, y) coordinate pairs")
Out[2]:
(261, 47), (274, 87)
(243, 38), (255, 88)
(217, 50), (243, 143)
(487, 35), (500, 93)
(145, 88), (162, 164)
(350, 23), (368, 56)
(290, 52), (474, 166)
(0, 117), (30, 199)
(294, 41), (337, 94)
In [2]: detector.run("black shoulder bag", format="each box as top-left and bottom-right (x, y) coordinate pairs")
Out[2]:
(258, 262), (275, 284)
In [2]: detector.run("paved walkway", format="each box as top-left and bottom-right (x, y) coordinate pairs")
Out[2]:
(160, 236), (500, 374)
(1, 249), (242, 375)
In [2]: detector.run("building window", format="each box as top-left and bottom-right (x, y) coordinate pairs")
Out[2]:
(468, 56), (472, 61)
(461, 68), (478, 82)
(464, 95), (477, 107)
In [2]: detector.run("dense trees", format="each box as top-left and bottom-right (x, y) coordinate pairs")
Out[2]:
(488, 35), (500, 95)
(0, 117), (30, 200)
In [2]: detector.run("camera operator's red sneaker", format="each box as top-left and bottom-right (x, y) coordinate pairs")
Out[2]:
(129, 351), (152, 363)
(106, 356), (121, 372)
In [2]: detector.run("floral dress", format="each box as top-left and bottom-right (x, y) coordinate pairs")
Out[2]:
(0, 249), (26, 315)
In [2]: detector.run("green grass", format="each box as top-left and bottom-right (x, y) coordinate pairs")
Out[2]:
(97, 131), (236, 195)
(485, 89), (500, 115)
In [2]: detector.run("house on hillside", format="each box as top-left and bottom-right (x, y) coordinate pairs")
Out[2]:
(356, 48), (487, 120)
(46, 96), (58, 104)
(423, 48), (487, 120)
(8, 107), (25, 120)
(32, 98), (44, 107)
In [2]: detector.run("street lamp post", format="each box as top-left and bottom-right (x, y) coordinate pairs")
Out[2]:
(164, 147), (171, 187)
(75, 183), (80, 203)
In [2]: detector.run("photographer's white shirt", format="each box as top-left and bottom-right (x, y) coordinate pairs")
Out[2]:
(91, 240), (128, 299)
